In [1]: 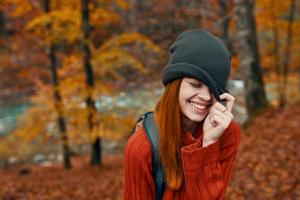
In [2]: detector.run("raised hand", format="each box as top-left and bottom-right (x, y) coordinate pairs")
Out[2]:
(202, 93), (235, 147)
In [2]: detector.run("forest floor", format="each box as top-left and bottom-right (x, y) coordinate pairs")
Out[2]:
(0, 102), (299, 200)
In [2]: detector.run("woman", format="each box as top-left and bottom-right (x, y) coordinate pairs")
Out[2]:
(123, 29), (241, 200)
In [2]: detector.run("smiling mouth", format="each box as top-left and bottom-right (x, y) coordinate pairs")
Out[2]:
(189, 101), (210, 111)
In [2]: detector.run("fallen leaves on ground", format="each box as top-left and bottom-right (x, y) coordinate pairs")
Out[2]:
(0, 155), (123, 200)
(0, 103), (299, 199)
(227, 102), (300, 199)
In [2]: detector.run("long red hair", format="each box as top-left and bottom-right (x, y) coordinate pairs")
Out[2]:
(154, 79), (183, 190)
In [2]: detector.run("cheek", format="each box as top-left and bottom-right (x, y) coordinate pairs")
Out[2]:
(179, 89), (191, 107)
(179, 92), (193, 114)
(178, 93), (186, 111)
(178, 85), (185, 104)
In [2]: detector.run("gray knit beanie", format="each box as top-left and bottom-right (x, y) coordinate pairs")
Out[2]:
(162, 29), (231, 102)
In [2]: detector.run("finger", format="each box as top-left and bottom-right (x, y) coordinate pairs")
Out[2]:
(219, 93), (235, 113)
(224, 110), (233, 119)
(209, 115), (217, 126)
(211, 114), (223, 125)
(212, 102), (227, 113)
(208, 104), (216, 114)
(212, 114), (231, 129)
(211, 109), (225, 119)
(211, 109), (232, 123)
(213, 107), (234, 118)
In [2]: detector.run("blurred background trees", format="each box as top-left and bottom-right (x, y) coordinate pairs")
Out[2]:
(0, 0), (299, 199)
(0, 0), (299, 169)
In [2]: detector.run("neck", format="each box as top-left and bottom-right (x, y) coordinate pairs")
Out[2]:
(182, 115), (201, 135)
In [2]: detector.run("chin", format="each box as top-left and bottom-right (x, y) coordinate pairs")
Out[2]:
(185, 113), (207, 122)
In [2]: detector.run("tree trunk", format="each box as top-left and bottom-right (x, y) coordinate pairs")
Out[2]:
(233, 0), (267, 117)
(272, 18), (282, 106)
(218, 0), (232, 52)
(43, 0), (71, 169)
(128, 0), (137, 32)
(0, 10), (5, 36)
(298, 69), (300, 92)
(279, 0), (296, 109)
(81, 0), (102, 166)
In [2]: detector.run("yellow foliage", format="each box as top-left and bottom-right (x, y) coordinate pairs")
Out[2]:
(256, 0), (291, 28)
(59, 55), (86, 99)
(51, 0), (80, 11)
(261, 54), (275, 70)
(255, 0), (300, 84)
(10, 81), (71, 143)
(25, 8), (81, 44)
(64, 107), (92, 144)
(8, 52), (132, 144)
(91, 32), (163, 84)
(93, 48), (148, 79)
(264, 72), (278, 82)
(0, 138), (13, 159)
(4, 0), (34, 17)
(59, 54), (116, 99)
(7, 0), (163, 147)
(99, 32), (164, 55)
(0, 133), (52, 160)
(231, 55), (239, 70)
(13, 106), (54, 142)
(263, 73), (300, 107)
(115, 0), (129, 10)
(90, 8), (120, 27)
(91, 113), (135, 140)
(24, 1), (122, 45)
(11, 79), (135, 145)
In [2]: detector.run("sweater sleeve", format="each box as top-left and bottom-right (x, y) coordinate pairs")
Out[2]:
(123, 129), (155, 200)
(180, 121), (241, 200)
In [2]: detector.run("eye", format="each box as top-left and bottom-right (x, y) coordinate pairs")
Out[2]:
(188, 82), (202, 88)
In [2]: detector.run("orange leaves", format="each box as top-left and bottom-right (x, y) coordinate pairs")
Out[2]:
(99, 32), (163, 55)
(25, 9), (81, 44)
(97, 113), (135, 139)
(93, 48), (146, 80)
(261, 54), (275, 70)
(23, 0), (124, 45)
(3, 0), (34, 17)
(255, 0), (300, 96)
(256, 0), (291, 28)
(115, 0), (129, 10)
(1, 103), (300, 199)
(0, 138), (13, 159)
(0, 0), (196, 167)
(227, 102), (300, 199)
(230, 55), (239, 71)
(93, 32), (164, 83)
(59, 54), (87, 99)
(59, 54), (83, 78)
(90, 32), (163, 89)
(90, 8), (120, 27)
(0, 154), (124, 199)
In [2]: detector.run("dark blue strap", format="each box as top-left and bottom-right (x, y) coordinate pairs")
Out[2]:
(130, 111), (153, 134)
(143, 112), (165, 200)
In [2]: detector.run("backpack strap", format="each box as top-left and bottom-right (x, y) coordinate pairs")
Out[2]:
(142, 112), (165, 200)
(130, 111), (153, 134)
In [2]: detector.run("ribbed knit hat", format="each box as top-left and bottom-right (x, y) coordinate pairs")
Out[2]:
(162, 29), (231, 102)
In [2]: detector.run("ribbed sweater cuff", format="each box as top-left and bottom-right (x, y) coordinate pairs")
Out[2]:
(181, 140), (220, 171)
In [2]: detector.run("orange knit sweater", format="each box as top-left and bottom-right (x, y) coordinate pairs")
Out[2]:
(123, 120), (241, 200)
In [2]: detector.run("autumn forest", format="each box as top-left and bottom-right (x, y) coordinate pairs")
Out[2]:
(0, 0), (299, 199)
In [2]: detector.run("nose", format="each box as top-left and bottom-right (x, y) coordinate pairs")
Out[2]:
(196, 89), (211, 102)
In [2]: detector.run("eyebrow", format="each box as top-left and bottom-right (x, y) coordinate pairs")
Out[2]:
(186, 79), (201, 84)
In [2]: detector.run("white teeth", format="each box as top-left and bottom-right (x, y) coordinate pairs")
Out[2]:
(190, 102), (207, 110)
